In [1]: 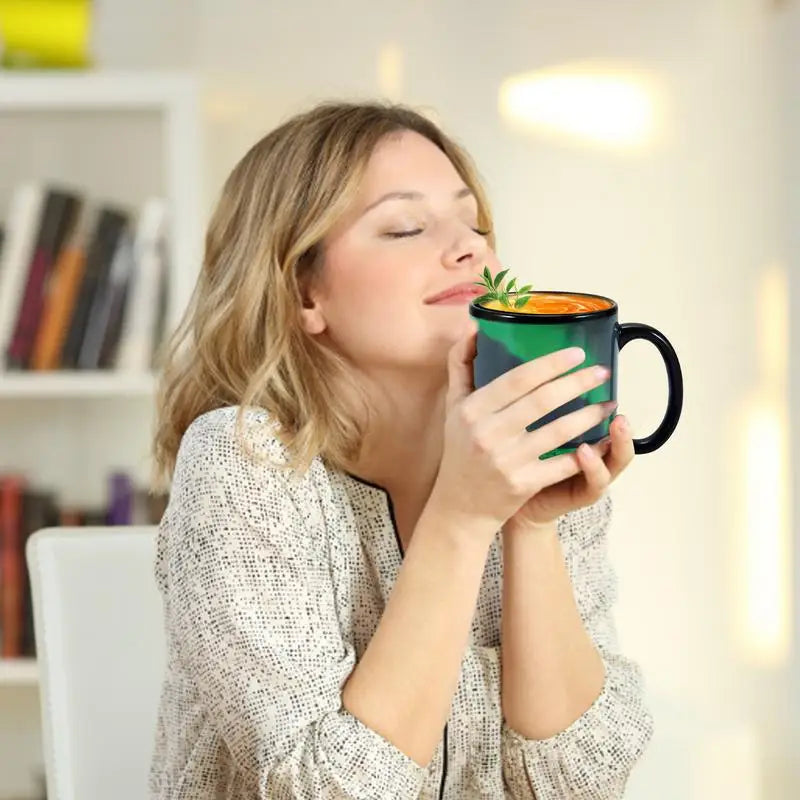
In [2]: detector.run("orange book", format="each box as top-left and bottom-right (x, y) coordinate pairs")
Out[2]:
(30, 221), (87, 371)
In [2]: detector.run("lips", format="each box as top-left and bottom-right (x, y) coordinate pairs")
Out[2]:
(424, 281), (484, 304)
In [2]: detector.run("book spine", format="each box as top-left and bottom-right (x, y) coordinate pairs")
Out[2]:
(30, 243), (87, 371)
(6, 191), (81, 369)
(0, 184), (44, 367)
(61, 207), (128, 369)
(78, 229), (132, 370)
(116, 198), (168, 372)
(20, 491), (58, 656)
(0, 475), (25, 658)
(107, 472), (134, 525)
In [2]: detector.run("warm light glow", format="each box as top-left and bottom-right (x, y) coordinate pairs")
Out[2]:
(734, 261), (792, 668)
(377, 43), (404, 99)
(757, 263), (788, 387)
(498, 62), (660, 148)
(739, 397), (791, 666)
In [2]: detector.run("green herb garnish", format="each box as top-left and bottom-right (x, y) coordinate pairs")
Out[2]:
(473, 266), (534, 310)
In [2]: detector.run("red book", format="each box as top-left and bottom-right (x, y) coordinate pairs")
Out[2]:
(0, 475), (26, 657)
(6, 189), (82, 369)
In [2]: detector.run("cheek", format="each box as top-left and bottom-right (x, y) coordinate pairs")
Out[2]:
(320, 243), (400, 343)
(320, 243), (435, 360)
(326, 237), (423, 306)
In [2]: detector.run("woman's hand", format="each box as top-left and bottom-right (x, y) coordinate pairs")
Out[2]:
(503, 413), (635, 535)
(427, 322), (619, 542)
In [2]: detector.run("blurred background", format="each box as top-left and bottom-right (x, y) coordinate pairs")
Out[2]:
(0, 0), (797, 798)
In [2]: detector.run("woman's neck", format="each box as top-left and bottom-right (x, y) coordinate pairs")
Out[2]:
(347, 380), (447, 503)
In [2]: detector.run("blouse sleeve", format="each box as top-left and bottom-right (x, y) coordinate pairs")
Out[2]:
(159, 413), (427, 799)
(499, 493), (654, 799)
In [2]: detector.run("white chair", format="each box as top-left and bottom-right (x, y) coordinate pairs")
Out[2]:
(26, 526), (165, 800)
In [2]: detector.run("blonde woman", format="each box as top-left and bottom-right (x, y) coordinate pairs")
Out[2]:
(149, 101), (652, 799)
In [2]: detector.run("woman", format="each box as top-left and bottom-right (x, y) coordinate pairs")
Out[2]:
(149, 101), (653, 799)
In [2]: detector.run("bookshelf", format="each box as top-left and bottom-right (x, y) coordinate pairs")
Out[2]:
(0, 69), (202, 339)
(0, 70), (203, 800)
(0, 659), (37, 687)
(0, 371), (157, 398)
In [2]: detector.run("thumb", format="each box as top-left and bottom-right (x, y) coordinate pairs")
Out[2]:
(446, 320), (478, 410)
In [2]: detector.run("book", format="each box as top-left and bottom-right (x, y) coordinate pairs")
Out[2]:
(116, 198), (169, 372)
(30, 208), (91, 371)
(78, 228), (135, 370)
(0, 183), (45, 368)
(98, 230), (135, 368)
(6, 188), (83, 369)
(0, 474), (25, 657)
(106, 472), (133, 525)
(0, 470), (168, 656)
(60, 206), (129, 369)
(19, 490), (59, 656)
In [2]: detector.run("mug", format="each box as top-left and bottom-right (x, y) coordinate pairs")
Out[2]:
(468, 290), (683, 458)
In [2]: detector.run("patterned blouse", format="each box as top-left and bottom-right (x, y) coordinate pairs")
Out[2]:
(149, 405), (653, 799)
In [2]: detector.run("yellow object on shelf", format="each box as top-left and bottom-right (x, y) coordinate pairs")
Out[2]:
(0, 0), (92, 69)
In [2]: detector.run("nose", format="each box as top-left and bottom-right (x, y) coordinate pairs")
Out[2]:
(441, 223), (489, 270)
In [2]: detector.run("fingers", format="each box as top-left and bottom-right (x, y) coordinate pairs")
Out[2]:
(495, 362), (611, 439)
(446, 320), (479, 410)
(603, 414), (635, 477)
(519, 400), (617, 462)
(576, 441), (612, 500)
(469, 346), (588, 416)
(575, 415), (633, 501)
(525, 449), (584, 487)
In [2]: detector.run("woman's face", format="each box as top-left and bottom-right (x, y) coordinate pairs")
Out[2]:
(302, 129), (501, 376)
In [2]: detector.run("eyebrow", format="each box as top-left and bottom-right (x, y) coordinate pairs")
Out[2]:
(361, 186), (474, 215)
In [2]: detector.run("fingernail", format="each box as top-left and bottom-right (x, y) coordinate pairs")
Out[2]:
(603, 400), (618, 412)
(564, 347), (585, 365)
(593, 365), (611, 380)
(617, 415), (628, 432)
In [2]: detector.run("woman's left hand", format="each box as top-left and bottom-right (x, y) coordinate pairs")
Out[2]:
(503, 414), (635, 535)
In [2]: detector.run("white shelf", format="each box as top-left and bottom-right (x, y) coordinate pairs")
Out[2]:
(0, 68), (202, 798)
(0, 70), (197, 110)
(0, 371), (157, 398)
(0, 69), (203, 335)
(0, 658), (38, 686)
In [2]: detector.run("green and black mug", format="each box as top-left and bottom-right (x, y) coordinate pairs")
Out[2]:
(468, 291), (683, 458)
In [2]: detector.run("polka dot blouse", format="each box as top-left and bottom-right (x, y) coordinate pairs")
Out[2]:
(149, 406), (653, 799)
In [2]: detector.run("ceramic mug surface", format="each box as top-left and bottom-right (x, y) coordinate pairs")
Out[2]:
(468, 291), (683, 457)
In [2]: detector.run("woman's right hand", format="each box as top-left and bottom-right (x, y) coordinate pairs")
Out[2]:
(428, 321), (616, 536)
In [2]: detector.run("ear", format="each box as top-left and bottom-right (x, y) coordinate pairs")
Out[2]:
(300, 302), (326, 335)
(298, 278), (327, 336)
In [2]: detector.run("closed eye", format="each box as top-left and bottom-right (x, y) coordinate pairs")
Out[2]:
(472, 227), (491, 236)
(383, 229), (424, 238)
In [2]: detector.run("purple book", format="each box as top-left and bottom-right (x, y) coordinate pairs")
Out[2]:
(106, 472), (133, 525)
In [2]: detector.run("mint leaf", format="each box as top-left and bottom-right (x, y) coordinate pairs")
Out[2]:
(493, 268), (510, 289)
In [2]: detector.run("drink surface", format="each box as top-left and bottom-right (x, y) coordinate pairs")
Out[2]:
(480, 293), (612, 315)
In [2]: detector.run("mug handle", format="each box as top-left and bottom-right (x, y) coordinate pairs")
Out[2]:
(617, 322), (684, 454)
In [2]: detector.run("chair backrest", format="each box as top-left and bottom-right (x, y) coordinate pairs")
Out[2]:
(26, 526), (165, 800)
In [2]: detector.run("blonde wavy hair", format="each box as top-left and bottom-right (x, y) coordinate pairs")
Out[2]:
(152, 100), (495, 492)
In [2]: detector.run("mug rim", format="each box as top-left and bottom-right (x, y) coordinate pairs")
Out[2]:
(469, 290), (617, 324)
